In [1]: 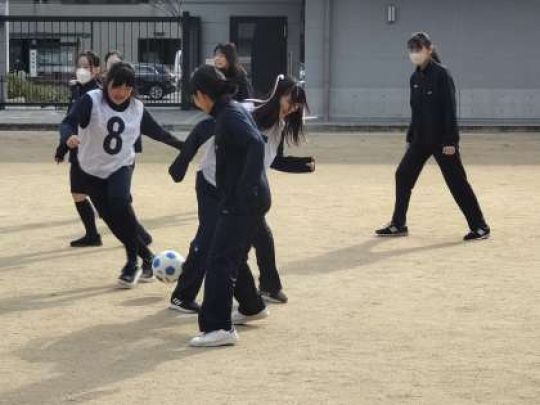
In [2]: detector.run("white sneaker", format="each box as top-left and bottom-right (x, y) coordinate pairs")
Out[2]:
(232, 308), (269, 325)
(189, 329), (239, 348)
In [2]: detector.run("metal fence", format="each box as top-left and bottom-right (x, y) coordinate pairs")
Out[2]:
(0, 14), (201, 109)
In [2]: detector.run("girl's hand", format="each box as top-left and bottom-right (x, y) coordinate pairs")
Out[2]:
(66, 135), (80, 149)
(442, 146), (456, 156)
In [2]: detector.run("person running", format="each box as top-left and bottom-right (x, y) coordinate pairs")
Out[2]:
(60, 62), (183, 287)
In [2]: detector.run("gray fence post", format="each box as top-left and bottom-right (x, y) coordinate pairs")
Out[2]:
(0, 0), (8, 110)
(181, 11), (191, 111)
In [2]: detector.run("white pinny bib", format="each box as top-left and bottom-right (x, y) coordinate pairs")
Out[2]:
(78, 90), (144, 179)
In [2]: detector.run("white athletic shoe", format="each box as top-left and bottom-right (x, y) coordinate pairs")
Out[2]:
(232, 308), (269, 325)
(189, 329), (239, 348)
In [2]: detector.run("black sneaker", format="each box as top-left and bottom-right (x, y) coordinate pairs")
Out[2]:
(169, 298), (200, 314)
(464, 226), (491, 241)
(140, 256), (156, 283)
(70, 234), (102, 247)
(375, 223), (409, 237)
(117, 263), (142, 289)
(260, 290), (288, 304)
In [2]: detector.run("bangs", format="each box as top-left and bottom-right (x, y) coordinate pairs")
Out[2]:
(109, 66), (135, 88)
(407, 32), (432, 51)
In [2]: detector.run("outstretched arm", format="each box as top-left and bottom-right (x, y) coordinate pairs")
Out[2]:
(169, 118), (216, 183)
(140, 109), (184, 150)
(271, 139), (315, 173)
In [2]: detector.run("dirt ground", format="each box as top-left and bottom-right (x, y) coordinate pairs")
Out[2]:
(0, 130), (539, 405)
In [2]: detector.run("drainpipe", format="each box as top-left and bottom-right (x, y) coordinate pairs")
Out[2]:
(322, 0), (332, 121)
(0, 0), (8, 110)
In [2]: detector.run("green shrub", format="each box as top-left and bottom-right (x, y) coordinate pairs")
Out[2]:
(6, 73), (70, 104)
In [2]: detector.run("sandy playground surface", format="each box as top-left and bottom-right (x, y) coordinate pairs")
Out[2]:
(0, 130), (539, 404)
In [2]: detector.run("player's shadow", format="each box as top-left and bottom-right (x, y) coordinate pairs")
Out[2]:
(1, 310), (248, 405)
(283, 237), (464, 276)
(0, 246), (122, 271)
(0, 285), (120, 316)
(0, 218), (79, 234)
(0, 211), (198, 271)
(0, 211), (197, 235)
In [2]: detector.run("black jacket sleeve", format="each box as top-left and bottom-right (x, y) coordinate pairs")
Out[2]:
(140, 109), (184, 150)
(406, 76), (414, 144)
(169, 118), (216, 183)
(67, 83), (80, 114)
(270, 139), (314, 173)
(59, 94), (93, 143)
(234, 70), (253, 102)
(440, 71), (459, 146)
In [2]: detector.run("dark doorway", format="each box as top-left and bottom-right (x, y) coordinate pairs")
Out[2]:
(230, 16), (287, 98)
(138, 38), (182, 66)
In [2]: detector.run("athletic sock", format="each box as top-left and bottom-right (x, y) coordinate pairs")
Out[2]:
(75, 199), (99, 238)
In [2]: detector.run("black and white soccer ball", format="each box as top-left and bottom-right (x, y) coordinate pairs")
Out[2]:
(152, 250), (185, 283)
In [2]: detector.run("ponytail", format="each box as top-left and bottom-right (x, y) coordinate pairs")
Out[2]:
(431, 48), (442, 63)
(190, 64), (238, 101)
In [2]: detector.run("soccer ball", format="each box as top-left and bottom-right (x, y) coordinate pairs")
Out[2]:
(152, 250), (185, 283)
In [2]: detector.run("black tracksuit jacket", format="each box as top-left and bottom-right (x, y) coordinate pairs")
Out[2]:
(406, 61), (460, 147)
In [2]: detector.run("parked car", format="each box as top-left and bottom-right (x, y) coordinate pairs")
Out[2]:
(132, 63), (176, 100)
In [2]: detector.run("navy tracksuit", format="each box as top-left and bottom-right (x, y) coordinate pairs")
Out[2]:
(392, 61), (487, 230)
(197, 96), (270, 332)
(169, 116), (312, 306)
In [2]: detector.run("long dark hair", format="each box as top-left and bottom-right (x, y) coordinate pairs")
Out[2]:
(190, 64), (238, 101)
(252, 75), (309, 146)
(407, 32), (442, 63)
(214, 43), (246, 80)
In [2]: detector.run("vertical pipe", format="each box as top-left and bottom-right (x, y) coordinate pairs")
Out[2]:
(0, 0), (8, 109)
(181, 11), (191, 110)
(322, 0), (332, 121)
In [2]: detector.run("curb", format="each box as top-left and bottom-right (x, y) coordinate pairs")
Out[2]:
(1, 123), (539, 133)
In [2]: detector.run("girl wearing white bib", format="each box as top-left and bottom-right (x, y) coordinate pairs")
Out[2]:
(60, 63), (183, 288)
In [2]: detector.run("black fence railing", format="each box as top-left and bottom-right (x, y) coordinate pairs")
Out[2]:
(0, 15), (201, 109)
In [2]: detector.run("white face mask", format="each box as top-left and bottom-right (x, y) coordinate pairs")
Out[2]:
(76, 68), (92, 84)
(409, 52), (427, 66)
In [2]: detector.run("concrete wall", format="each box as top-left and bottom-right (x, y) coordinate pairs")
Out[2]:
(10, 0), (303, 77)
(305, 0), (540, 121)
